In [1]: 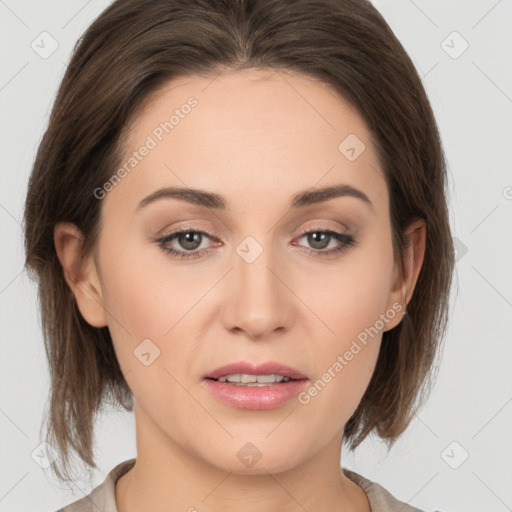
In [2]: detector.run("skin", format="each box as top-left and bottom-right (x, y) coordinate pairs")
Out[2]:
(54, 67), (426, 512)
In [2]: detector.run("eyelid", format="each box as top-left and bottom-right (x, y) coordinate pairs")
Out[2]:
(157, 220), (351, 240)
(297, 221), (352, 235)
(156, 221), (356, 261)
(155, 220), (217, 238)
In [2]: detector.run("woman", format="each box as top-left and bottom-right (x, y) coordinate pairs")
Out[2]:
(23, 0), (454, 510)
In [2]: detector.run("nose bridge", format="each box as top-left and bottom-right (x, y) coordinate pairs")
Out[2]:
(224, 233), (290, 336)
(236, 233), (283, 301)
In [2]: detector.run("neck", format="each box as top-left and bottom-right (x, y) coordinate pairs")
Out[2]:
(115, 404), (370, 512)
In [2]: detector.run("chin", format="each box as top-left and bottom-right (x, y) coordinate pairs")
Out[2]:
(198, 439), (307, 476)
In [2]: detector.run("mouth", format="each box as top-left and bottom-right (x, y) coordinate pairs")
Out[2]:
(203, 361), (308, 384)
(201, 361), (309, 410)
(204, 373), (304, 386)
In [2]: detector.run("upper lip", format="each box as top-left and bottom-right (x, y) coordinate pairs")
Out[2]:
(204, 361), (308, 380)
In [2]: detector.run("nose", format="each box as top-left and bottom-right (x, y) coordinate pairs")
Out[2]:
(221, 241), (294, 340)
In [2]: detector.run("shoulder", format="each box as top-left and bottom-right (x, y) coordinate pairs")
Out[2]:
(55, 459), (136, 512)
(343, 468), (427, 512)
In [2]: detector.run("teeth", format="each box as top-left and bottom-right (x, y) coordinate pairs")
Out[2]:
(217, 373), (291, 384)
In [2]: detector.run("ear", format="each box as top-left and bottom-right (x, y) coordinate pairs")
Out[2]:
(53, 222), (108, 328)
(384, 218), (426, 331)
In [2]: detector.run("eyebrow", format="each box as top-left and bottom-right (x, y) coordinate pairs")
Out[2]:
(136, 183), (373, 212)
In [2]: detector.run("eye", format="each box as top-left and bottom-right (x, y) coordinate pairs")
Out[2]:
(156, 229), (217, 260)
(293, 227), (357, 257)
(156, 226), (357, 260)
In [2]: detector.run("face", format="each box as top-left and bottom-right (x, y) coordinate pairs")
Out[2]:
(68, 68), (409, 474)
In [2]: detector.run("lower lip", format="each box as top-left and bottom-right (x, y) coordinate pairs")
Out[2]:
(202, 378), (308, 410)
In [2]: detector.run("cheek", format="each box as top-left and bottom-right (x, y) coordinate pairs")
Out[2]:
(298, 284), (386, 432)
(304, 232), (394, 343)
(296, 232), (394, 407)
(98, 233), (209, 380)
(99, 230), (182, 333)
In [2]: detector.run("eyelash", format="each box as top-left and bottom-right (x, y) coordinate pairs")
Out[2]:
(156, 226), (356, 260)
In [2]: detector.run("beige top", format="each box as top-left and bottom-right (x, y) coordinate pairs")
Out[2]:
(56, 458), (426, 512)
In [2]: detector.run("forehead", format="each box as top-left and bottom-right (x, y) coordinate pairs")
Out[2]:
(108, 68), (387, 215)
(130, 67), (373, 148)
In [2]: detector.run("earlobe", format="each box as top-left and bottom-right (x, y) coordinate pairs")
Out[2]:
(53, 222), (108, 328)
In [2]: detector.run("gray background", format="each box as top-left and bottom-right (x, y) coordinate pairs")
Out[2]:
(1, 1), (511, 511)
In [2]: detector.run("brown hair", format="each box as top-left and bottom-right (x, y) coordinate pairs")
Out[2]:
(23, 0), (455, 483)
